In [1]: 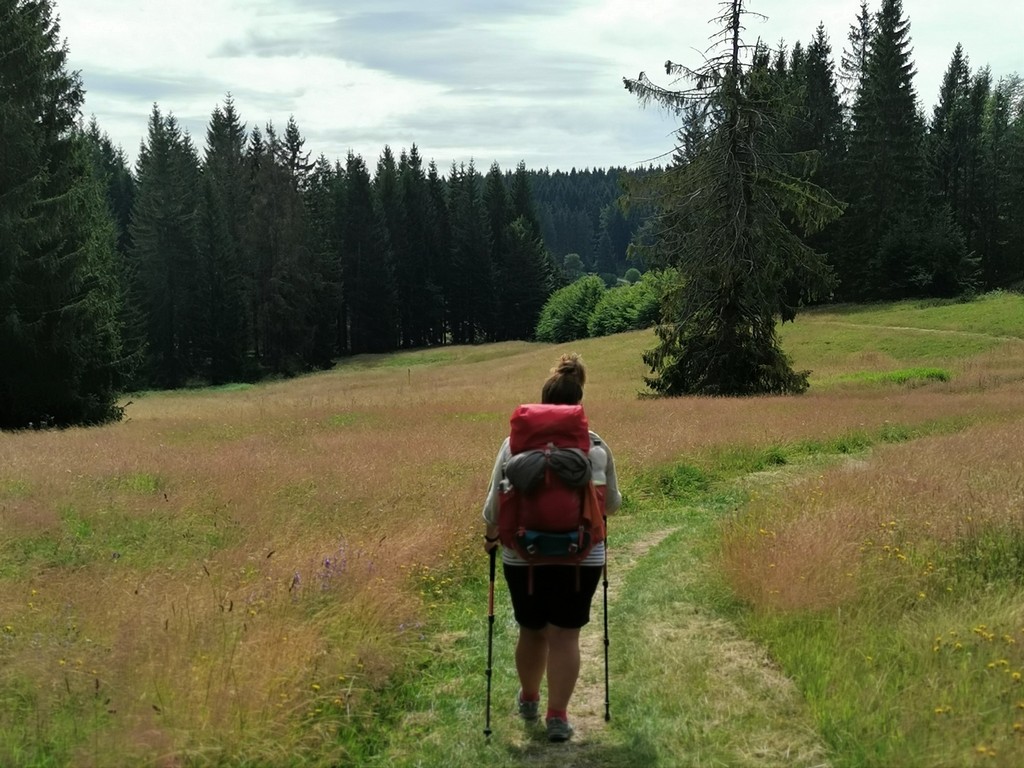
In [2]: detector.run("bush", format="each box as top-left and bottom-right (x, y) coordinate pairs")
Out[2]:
(535, 270), (671, 342)
(587, 271), (664, 336)
(588, 283), (642, 336)
(534, 276), (606, 343)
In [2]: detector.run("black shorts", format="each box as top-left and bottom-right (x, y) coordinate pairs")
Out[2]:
(503, 564), (603, 631)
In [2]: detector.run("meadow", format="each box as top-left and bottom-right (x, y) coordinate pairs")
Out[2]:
(2, 291), (1024, 766)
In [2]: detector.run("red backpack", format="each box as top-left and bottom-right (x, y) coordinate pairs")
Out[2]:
(497, 404), (606, 580)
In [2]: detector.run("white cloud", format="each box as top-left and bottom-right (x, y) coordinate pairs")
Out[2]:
(57, 0), (1023, 171)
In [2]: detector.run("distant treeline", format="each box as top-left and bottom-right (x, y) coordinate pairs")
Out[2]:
(529, 168), (653, 279)
(95, 103), (656, 394)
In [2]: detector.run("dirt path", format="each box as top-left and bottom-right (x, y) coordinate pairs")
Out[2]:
(571, 529), (677, 738)
(817, 319), (1024, 343)
(500, 527), (831, 767)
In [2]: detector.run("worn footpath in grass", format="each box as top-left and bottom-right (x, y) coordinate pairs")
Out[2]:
(365, 421), (967, 767)
(369, 464), (829, 768)
(781, 291), (1024, 390)
(816, 292), (1024, 339)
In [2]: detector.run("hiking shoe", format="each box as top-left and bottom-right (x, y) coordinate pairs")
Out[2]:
(546, 717), (574, 742)
(516, 690), (540, 721)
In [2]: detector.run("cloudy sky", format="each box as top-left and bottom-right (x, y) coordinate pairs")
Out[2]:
(57, 0), (1022, 172)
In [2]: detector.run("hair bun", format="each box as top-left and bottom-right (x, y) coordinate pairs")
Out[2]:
(541, 353), (586, 404)
(553, 353), (585, 386)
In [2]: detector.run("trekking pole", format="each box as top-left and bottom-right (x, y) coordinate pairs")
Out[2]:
(484, 545), (497, 738)
(603, 515), (610, 722)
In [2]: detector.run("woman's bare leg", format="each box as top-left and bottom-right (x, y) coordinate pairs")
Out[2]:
(516, 627), (547, 698)
(544, 625), (581, 712)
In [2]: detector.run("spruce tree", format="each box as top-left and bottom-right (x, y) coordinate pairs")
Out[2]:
(1002, 81), (1024, 285)
(341, 151), (397, 353)
(930, 44), (972, 205)
(304, 154), (343, 366)
(84, 117), (135, 258)
(624, 0), (843, 396)
(500, 218), (553, 340)
(281, 115), (314, 185)
(484, 163), (509, 260)
(781, 23), (847, 274)
(839, 0), (874, 121)
(245, 121), (317, 373)
(425, 161), (452, 345)
(398, 146), (442, 348)
(844, 0), (972, 298)
(483, 163), (511, 339)
(964, 70), (993, 259)
(447, 162), (492, 344)
(927, 46), (981, 264)
(509, 161), (544, 241)
(1, 0), (128, 427)
(974, 76), (1024, 286)
(592, 225), (616, 281)
(129, 106), (203, 388)
(199, 96), (251, 382)
(801, 24), (846, 183)
(82, 119), (142, 384)
(372, 146), (405, 346)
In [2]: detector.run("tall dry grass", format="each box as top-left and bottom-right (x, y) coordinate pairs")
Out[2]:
(720, 418), (1024, 612)
(718, 416), (1024, 765)
(3, 323), (1024, 763)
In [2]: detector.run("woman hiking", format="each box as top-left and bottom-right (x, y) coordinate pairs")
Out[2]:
(482, 353), (622, 742)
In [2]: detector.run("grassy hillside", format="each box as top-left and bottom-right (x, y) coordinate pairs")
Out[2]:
(2, 291), (1023, 766)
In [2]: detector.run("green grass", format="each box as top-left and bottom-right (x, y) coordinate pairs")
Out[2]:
(360, 452), (834, 766)
(0, 479), (32, 499)
(100, 472), (165, 494)
(126, 381), (258, 399)
(825, 292), (1024, 339)
(783, 322), (1000, 367)
(781, 292), (1024, 379)
(0, 502), (234, 578)
(834, 367), (952, 386)
(325, 411), (379, 428)
(741, 591), (1024, 767)
(610, 517), (828, 767)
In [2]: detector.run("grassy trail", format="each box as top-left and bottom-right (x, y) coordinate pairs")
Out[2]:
(498, 528), (681, 767)
(376, 500), (830, 767)
(815, 319), (1024, 344)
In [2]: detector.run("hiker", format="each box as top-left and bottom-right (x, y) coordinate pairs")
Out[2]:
(482, 353), (622, 742)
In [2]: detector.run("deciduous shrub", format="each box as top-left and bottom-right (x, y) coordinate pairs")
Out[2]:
(534, 276), (606, 342)
(590, 269), (671, 335)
